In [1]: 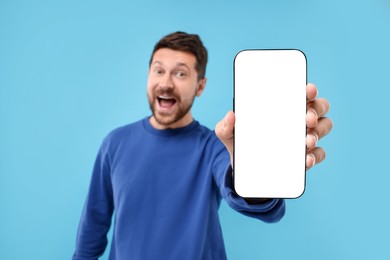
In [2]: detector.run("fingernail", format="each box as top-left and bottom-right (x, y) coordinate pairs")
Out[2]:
(313, 132), (319, 143)
(309, 154), (316, 166)
(307, 133), (318, 146)
(306, 135), (314, 148)
(310, 110), (318, 118)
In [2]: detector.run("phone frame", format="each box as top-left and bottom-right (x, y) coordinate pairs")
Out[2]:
(233, 49), (308, 199)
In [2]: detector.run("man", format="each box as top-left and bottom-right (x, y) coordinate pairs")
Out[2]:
(72, 32), (333, 260)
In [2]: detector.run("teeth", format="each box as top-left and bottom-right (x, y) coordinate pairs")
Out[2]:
(158, 96), (173, 100)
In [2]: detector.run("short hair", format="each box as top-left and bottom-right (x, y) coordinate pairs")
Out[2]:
(149, 31), (208, 80)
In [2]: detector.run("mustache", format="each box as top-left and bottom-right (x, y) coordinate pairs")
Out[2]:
(155, 88), (180, 100)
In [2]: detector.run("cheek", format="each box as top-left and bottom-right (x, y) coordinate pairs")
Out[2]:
(146, 72), (157, 87)
(146, 82), (154, 101)
(179, 80), (198, 95)
(146, 78), (156, 93)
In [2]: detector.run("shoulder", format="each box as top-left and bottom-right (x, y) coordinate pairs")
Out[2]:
(193, 122), (226, 152)
(100, 118), (146, 150)
(192, 121), (217, 140)
(108, 119), (143, 138)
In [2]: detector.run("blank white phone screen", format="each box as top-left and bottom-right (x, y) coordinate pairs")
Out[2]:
(233, 50), (307, 198)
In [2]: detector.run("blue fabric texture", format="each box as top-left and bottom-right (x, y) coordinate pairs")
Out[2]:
(73, 117), (285, 260)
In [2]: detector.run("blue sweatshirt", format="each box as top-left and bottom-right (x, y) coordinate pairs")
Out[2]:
(73, 117), (285, 260)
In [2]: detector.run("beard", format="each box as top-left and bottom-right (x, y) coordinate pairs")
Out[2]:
(147, 88), (196, 128)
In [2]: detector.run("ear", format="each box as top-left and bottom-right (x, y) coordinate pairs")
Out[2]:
(196, 77), (207, 97)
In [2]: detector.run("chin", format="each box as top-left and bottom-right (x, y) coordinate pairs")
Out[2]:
(154, 114), (177, 126)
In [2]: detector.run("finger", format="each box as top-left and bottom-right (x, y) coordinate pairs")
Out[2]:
(306, 83), (318, 102)
(306, 153), (316, 169)
(306, 147), (326, 169)
(215, 111), (235, 150)
(306, 131), (318, 150)
(306, 107), (318, 128)
(308, 117), (333, 140)
(307, 98), (330, 118)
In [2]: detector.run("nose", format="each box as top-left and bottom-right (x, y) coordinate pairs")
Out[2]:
(159, 74), (174, 91)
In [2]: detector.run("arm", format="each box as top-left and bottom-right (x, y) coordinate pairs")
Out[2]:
(213, 83), (333, 220)
(72, 141), (114, 260)
(212, 142), (285, 223)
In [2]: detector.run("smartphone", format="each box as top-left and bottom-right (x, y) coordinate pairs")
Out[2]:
(233, 49), (307, 199)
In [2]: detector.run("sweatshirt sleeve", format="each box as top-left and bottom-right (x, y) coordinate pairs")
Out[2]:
(72, 138), (114, 260)
(212, 136), (285, 223)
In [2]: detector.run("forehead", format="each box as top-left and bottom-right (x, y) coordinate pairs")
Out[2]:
(151, 48), (197, 68)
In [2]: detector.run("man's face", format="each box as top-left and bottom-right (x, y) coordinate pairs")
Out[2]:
(147, 48), (205, 129)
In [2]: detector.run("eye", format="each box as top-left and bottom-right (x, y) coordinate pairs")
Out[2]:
(153, 68), (164, 75)
(175, 71), (187, 78)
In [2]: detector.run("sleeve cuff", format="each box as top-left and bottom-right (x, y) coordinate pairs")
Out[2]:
(222, 164), (286, 223)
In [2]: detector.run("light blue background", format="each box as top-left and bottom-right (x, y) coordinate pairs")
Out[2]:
(1, 0), (389, 259)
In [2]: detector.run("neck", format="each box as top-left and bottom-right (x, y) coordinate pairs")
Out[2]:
(149, 112), (194, 130)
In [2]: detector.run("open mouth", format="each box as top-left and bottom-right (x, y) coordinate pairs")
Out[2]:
(157, 96), (177, 109)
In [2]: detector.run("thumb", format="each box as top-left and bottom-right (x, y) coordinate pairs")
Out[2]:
(215, 111), (235, 154)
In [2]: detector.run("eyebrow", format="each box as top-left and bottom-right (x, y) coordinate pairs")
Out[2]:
(152, 61), (190, 70)
(152, 61), (162, 66)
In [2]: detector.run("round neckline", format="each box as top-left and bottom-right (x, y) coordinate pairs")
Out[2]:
(142, 116), (199, 137)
